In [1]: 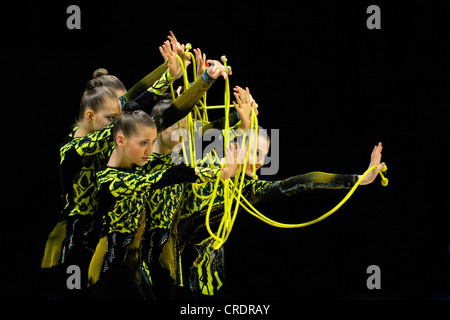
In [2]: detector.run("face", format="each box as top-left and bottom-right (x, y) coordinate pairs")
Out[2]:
(117, 124), (157, 167)
(159, 117), (187, 150)
(90, 96), (121, 131)
(243, 135), (270, 177)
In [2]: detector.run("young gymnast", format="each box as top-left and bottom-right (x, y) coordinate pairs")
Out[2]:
(139, 85), (254, 299)
(88, 110), (239, 299)
(40, 82), (121, 298)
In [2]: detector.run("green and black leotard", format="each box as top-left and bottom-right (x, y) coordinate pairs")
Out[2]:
(41, 122), (116, 271)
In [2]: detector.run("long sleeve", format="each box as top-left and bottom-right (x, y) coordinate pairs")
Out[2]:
(247, 172), (359, 205)
(121, 61), (169, 103)
(133, 72), (215, 133)
(158, 74), (214, 131)
(150, 165), (200, 189)
(128, 69), (175, 112)
(74, 122), (115, 157)
(139, 153), (175, 174)
(141, 162), (220, 187)
(200, 112), (240, 135)
(101, 166), (196, 197)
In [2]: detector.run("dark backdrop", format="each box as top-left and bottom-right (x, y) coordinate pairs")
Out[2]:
(3, 0), (449, 301)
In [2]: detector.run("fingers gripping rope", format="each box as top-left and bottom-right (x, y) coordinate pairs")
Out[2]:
(171, 46), (388, 250)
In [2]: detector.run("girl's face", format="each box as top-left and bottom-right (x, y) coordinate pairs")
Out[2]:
(91, 96), (121, 131)
(243, 135), (270, 177)
(119, 124), (157, 167)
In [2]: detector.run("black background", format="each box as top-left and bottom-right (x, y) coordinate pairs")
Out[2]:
(3, 0), (450, 301)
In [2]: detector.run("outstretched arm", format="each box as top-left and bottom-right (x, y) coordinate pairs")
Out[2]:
(248, 172), (358, 205)
(248, 142), (386, 204)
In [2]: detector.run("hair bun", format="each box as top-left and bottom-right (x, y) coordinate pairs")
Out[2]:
(85, 78), (104, 91)
(123, 101), (141, 112)
(93, 68), (109, 78)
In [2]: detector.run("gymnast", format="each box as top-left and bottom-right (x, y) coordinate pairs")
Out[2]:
(87, 110), (239, 299)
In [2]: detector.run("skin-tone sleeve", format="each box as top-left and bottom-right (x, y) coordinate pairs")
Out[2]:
(143, 71), (217, 133)
(121, 61), (169, 103)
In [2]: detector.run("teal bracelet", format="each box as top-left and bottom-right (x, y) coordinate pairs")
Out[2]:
(201, 70), (216, 84)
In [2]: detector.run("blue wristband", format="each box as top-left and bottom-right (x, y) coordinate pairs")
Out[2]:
(201, 70), (216, 84)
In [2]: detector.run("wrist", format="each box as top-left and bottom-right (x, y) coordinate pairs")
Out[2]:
(149, 69), (175, 95)
(194, 167), (220, 183)
(357, 174), (368, 185)
(237, 123), (250, 131)
(166, 68), (176, 81)
(202, 70), (216, 84)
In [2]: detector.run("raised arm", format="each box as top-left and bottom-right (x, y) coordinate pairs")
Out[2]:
(121, 61), (169, 104)
(121, 31), (189, 105)
(152, 59), (229, 132)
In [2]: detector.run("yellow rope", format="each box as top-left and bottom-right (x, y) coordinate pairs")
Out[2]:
(168, 46), (388, 250)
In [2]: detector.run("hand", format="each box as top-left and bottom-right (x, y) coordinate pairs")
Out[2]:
(167, 31), (190, 63)
(159, 40), (180, 78)
(167, 31), (192, 78)
(234, 86), (258, 115)
(359, 142), (386, 185)
(159, 34), (191, 80)
(206, 59), (231, 80)
(193, 48), (206, 80)
(232, 86), (258, 130)
(175, 85), (183, 97)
